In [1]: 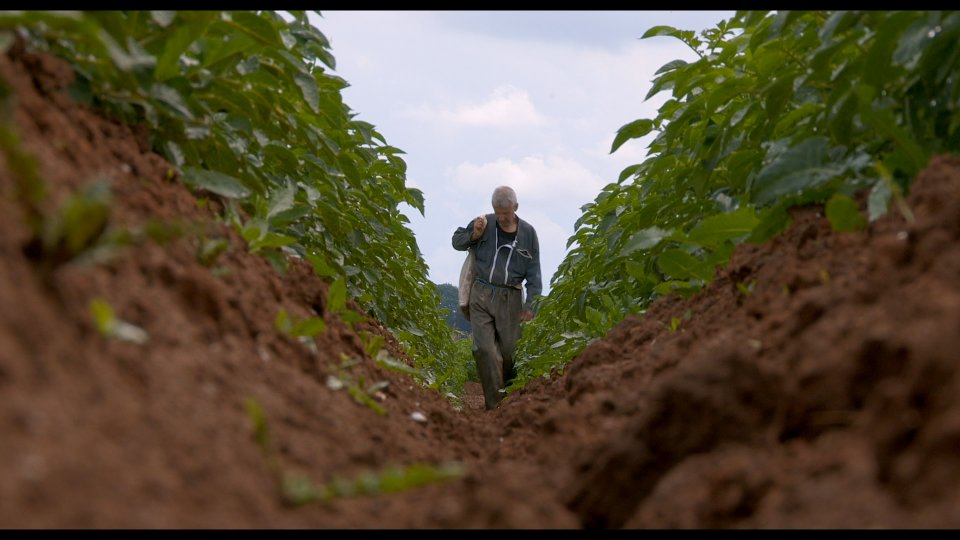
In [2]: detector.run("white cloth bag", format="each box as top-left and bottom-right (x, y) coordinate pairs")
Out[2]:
(458, 248), (476, 320)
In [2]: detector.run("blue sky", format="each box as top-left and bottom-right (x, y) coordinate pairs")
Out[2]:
(309, 11), (735, 295)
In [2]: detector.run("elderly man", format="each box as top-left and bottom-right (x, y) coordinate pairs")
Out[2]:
(452, 186), (542, 410)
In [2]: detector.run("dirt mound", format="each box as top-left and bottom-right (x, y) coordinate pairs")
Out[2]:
(2, 43), (959, 529)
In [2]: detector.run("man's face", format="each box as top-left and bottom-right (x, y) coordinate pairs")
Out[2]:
(494, 205), (517, 228)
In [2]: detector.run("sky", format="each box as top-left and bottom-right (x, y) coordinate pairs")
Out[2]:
(309, 11), (735, 296)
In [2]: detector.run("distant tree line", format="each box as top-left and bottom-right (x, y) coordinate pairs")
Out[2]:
(435, 283), (470, 335)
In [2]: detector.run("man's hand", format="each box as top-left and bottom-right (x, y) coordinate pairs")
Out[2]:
(520, 309), (534, 322)
(470, 215), (487, 240)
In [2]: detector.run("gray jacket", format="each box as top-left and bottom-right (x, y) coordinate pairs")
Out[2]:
(452, 213), (542, 311)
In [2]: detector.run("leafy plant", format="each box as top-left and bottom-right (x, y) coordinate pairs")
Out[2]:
(0, 10), (460, 396)
(517, 10), (959, 385)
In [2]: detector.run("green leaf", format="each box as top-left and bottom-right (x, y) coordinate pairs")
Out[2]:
(654, 59), (688, 76)
(685, 207), (759, 248)
(825, 193), (866, 232)
(181, 167), (252, 199)
(747, 205), (792, 244)
(653, 279), (702, 297)
(241, 222), (263, 244)
(374, 352), (422, 377)
(293, 71), (320, 113)
(657, 248), (713, 282)
(150, 84), (193, 119)
(263, 143), (301, 173)
(403, 187), (425, 216)
(266, 181), (297, 219)
(250, 232), (297, 251)
(620, 226), (671, 257)
(227, 11), (281, 47)
(150, 11), (176, 27)
(641, 25), (682, 40)
(867, 177), (892, 222)
(97, 28), (155, 71)
(617, 163), (643, 184)
(641, 25), (699, 50)
(328, 276), (347, 313)
(763, 76), (794, 121)
(610, 119), (654, 154)
(153, 17), (213, 81)
(827, 89), (857, 143)
(893, 15), (936, 70)
(43, 181), (111, 257)
(275, 309), (292, 334)
(854, 84), (928, 175)
(90, 297), (116, 336)
(292, 317), (325, 338)
(202, 30), (256, 68)
(862, 12), (912, 89)
(750, 136), (835, 205)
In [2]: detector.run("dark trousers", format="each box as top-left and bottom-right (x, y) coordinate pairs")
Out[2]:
(469, 281), (522, 410)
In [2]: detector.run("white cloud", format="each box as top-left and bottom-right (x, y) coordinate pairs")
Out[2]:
(405, 84), (545, 128)
(449, 154), (605, 204)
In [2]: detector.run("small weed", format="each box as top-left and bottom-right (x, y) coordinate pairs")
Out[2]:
(358, 330), (385, 358)
(373, 350), (422, 378)
(245, 395), (459, 508)
(89, 297), (149, 345)
(35, 179), (112, 266)
(0, 118), (46, 236)
(196, 236), (229, 267)
(736, 279), (755, 297)
(327, 354), (388, 416)
(663, 309), (692, 333)
(244, 397), (272, 457)
(667, 316), (682, 332)
(281, 461), (466, 507)
(326, 276), (367, 330)
(275, 308), (325, 354)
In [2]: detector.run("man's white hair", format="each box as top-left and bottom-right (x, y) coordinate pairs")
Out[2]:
(491, 185), (518, 209)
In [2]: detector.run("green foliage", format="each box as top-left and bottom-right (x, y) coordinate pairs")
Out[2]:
(825, 193), (867, 232)
(0, 11), (459, 393)
(517, 10), (960, 383)
(454, 335), (478, 383)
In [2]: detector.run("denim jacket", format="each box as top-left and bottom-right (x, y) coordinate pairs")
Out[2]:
(452, 213), (542, 311)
